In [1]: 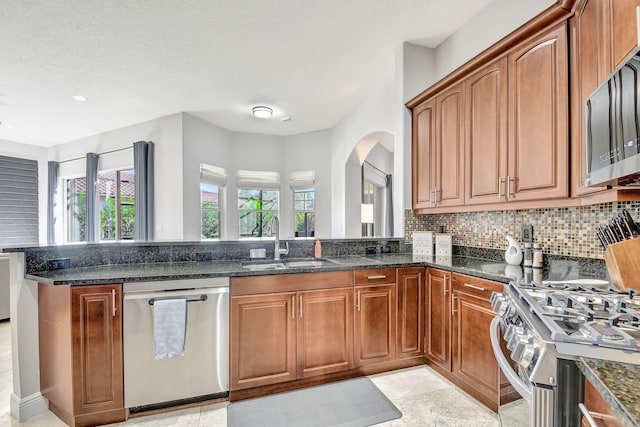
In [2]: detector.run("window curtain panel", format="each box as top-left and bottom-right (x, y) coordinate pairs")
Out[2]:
(47, 161), (59, 244)
(134, 140), (154, 241)
(384, 174), (393, 237)
(85, 153), (100, 243)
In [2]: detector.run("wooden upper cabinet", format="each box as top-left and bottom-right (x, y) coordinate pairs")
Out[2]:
(435, 82), (465, 208)
(611, 0), (640, 68)
(412, 98), (436, 210)
(411, 82), (465, 212)
(508, 23), (569, 202)
(465, 56), (509, 205)
(571, 0), (611, 197)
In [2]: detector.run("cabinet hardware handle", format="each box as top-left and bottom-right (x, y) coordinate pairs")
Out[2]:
(507, 175), (515, 197)
(429, 188), (434, 204)
(498, 177), (504, 199)
(299, 295), (303, 318)
(443, 275), (448, 296)
(578, 403), (614, 427)
(112, 289), (116, 317)
(464, 283), (485, 291)
(357, 290), (361, 312)
(434, 188), (440, 204)
(292, 296), (295, 319)
(451, 295), (456, 317)
(367, 275), (387, 280)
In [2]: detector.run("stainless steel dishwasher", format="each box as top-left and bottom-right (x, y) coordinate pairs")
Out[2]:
(123, 277), (229, 411)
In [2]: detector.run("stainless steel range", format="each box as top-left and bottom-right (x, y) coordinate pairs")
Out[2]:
(490, 281), (640, 427)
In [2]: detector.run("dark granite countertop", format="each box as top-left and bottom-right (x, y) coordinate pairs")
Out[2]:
(578, 358), (640, 427)
(26, 253), (604, 286)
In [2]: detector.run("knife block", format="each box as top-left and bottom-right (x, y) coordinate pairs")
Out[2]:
(604, 238), (640, 291)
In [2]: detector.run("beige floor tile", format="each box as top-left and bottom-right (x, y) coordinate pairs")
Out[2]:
(198, 402), (228, 427)
(370, 365), (454, 401)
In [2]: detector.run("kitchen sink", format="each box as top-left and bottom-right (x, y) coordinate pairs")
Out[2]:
(283, 259), (336, 268)
(241, 258), (337, 271)
(241, 261), (286, 271)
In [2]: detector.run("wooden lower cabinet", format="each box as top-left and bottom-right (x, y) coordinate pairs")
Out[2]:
(582, 378), (624, 427)
(230, 292), (297, 390)
(230, 283), (354, 391)
(297, 288), (354, 378)
(397, 267), (424, 359)
(425, 268), (451, 371)
(425, 270), (518, 412)
(354, 283), (396, 366)
(39, 283), (126, 427)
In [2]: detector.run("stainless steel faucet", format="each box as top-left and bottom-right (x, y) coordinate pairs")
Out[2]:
(270, 215), (289, 260)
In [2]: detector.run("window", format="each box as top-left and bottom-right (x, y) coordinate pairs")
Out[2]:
(201, 183), (220, 239)
(238, 189), (278, 238)
(66, 177), (87, 242)
(294, 189), (315, 237)
(98, 169), (135, 241)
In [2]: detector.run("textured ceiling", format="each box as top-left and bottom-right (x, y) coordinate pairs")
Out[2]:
(0, 0), (494, 147)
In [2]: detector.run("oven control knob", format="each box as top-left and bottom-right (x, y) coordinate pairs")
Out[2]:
(511, 340), (528, 361)
(506, 333), (520, 351)
(519, 344), (537, 369)
(492, 298), (509, 316)
(504, 325), (523, 341)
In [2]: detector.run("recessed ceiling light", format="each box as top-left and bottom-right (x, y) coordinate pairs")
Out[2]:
(252, 106), (273, 119)
(72, 95), (88, 102)
(282, 117), (291, 122)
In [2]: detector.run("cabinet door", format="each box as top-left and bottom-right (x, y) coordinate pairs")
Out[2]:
(452, 289), (500, 405)
(425, 269), (451, 371)
(396, 267), (424, 359)
(297, 288), (354, 378)
(435, 82), (465, 207)
(412, 98), (436, 210)
(465, 56), (509, 205)
(354, 284), (396, 366)
(582, 377), (624, 427)
(71, 285), (124, 416)
(571, 0), (611, 197)
(508, 23), (569, 201)
(611, 0), (640, 69)
(230, 292), (297, 390)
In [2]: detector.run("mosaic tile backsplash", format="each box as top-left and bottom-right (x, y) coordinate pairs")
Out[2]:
(404, 201), (640, 259)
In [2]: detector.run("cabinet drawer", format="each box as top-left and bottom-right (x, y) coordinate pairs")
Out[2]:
(354, 268), (396, 285)
(451, 273), (504, 300)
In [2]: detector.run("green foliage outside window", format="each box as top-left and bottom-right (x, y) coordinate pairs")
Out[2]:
(238, 189), (278, 238)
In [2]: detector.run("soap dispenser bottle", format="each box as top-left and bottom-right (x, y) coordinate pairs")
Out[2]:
(504, 235), (523, 265)
(314, 239), (322, 258)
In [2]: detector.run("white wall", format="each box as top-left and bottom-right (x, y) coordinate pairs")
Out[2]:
(282, 130), (332, 238)
(182, 113), (332, 240)
(434, 0), (556, 80)
(49, 113), (184, 241)
(0, 140), (49, 245)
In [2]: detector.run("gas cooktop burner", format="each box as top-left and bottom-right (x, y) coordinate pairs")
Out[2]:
(510, 281), (640, 352)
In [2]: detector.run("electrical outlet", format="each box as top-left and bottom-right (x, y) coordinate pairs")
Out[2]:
(47, 258), (70, 271)
(521, 224), (533, 243)
(365, 246), (378, 255)
(195, 251), (213, 262)
(380, 245), (391, 254)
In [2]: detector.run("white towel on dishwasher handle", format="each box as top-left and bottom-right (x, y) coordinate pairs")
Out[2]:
(153, 298), (187, 360)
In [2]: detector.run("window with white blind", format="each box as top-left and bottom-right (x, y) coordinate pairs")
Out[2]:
(0, 155), (39, 247)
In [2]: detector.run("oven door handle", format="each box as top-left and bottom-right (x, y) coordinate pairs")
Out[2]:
(490, 316), (532, 402)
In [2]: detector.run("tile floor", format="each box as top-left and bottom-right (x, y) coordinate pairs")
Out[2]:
(0, 320), (529, 426)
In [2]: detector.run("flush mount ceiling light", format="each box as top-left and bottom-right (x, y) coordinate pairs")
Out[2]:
(252, 106), (273, 119)
(72, 94), (88, 102)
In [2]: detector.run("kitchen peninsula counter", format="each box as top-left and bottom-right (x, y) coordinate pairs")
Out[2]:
(19, 252), (605, 286)
(578, 358), (640, 427)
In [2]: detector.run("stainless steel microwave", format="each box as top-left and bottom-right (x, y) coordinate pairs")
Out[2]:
(585, 47), (640, 187)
